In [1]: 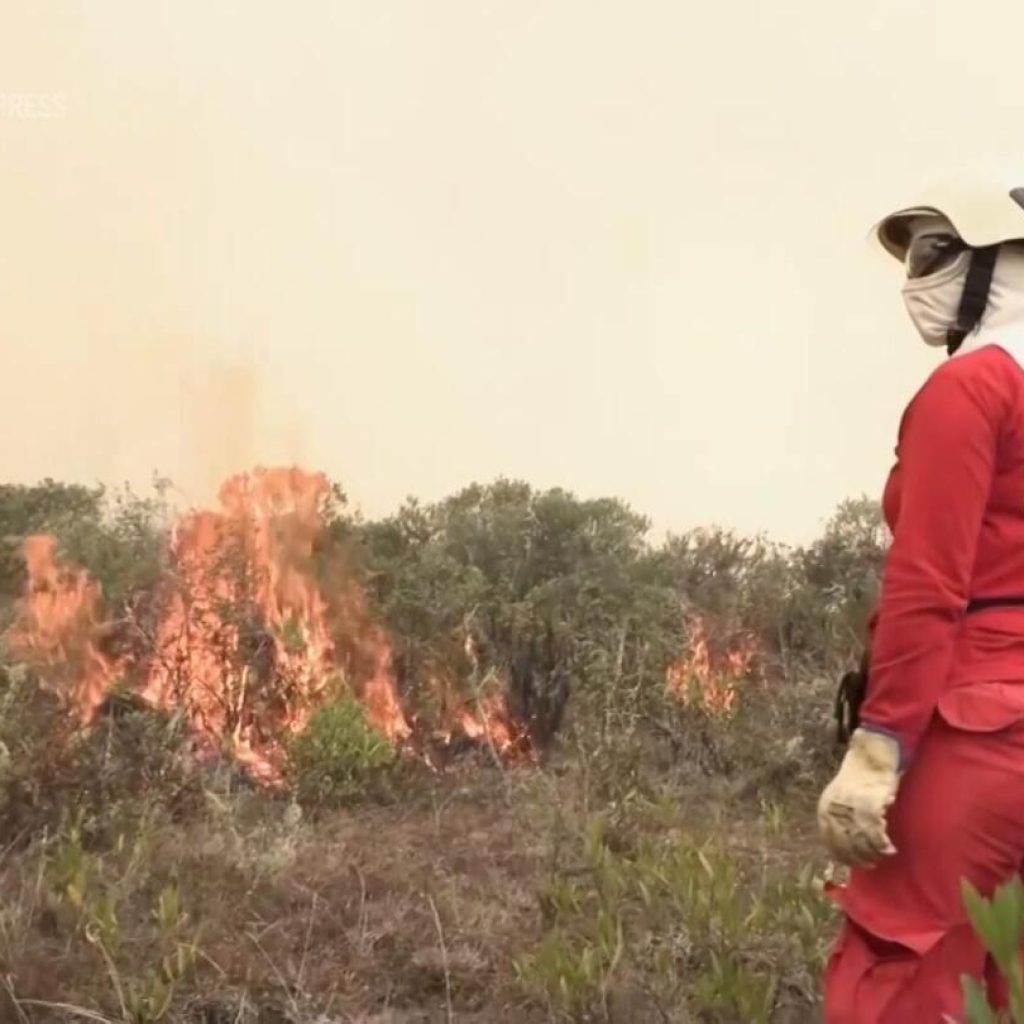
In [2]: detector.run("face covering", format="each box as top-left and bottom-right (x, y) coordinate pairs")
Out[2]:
(897, 206), (1024, 356)
(898, 214), (970, 348)
(901, 248), (973, 348)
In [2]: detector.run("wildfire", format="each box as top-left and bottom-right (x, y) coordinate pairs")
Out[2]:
(361, 634), (413, 744)
(455, 692), (533, 762)
(5, 467), (533, 783)
(424, 671), (534, 765)
(7, 534), (120, 722)
(136, 469), (349, 782)
(665, 616), (758, 716)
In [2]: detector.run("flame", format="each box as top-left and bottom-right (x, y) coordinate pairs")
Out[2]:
(455, 691), (533, 762)
(138, 467), (403, 783)
(361, 632), (412, 743)
(424, 672), (534, 764)
(6, 534), (120, 722)
(5, 466), (533, 782)
(665, 616), (758, 716)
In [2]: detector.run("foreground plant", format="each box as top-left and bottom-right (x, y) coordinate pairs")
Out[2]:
(516, 808), (834, 1022)
(43, 817), (201, 1022)
(960, 876), (1024, 1023)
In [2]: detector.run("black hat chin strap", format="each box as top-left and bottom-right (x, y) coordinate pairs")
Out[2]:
(946, 244), (1000, 355)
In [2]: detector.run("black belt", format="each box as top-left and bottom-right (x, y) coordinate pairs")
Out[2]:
(966, 595), (1024, 614)
(835, 593), (1024, 745)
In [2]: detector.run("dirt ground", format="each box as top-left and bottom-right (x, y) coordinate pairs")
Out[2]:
(0, 747), (832, 1024)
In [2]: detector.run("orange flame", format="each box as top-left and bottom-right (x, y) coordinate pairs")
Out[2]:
(7, 535), (120, 722)
(6, 467), (533, 782)
(361, 632), (413, 743)
(665, 616), (758, 716)
(422, 672), (534, 764)
(455, 691), (533, 762)
(137, 468), (408, 783)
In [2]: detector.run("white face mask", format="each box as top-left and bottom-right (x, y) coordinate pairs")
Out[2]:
(900, 248), (972, 348)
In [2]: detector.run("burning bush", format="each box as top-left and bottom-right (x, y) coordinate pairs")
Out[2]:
(2, 467), (539, 796)
(665, 614), (762, 717)
(0, 665), (202, 843)
(5, 533), (120, 722)
(0, 466), (881, 816)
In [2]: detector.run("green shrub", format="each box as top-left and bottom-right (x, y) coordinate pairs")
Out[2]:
(36, 816), (200, 1022)
(0, 666), (202, 845)
(516, 809), (834, 1022)
(287, 697), (398, 808)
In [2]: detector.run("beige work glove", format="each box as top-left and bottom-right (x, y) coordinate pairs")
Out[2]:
(817, 728), (901, 866)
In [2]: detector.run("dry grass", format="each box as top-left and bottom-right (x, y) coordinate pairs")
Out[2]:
(0, 649), (842, 1024)
(0, 740), (834, 1024)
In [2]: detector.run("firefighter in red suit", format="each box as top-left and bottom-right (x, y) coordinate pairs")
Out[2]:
(818, 179), (1024, 1022)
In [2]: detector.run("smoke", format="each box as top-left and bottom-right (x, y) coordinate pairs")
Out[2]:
(178, 357), (309, 510)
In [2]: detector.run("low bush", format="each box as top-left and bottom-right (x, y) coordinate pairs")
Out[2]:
(287, 697), (400, 809)
(0, 665), (202, 846)
(516, 807), (835, 1023)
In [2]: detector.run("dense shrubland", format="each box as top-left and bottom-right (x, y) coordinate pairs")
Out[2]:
(0, 475), (891, 1022)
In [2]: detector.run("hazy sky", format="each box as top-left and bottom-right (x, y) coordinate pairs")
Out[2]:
(3, 2), (1023, 543)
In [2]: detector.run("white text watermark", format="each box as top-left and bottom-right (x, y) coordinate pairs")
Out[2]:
(0, 92), (67, 119)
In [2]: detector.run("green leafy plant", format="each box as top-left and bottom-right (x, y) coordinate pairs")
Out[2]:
(45, 819), (199, 1022)
(287, 696), (398, 807)
(516, 809), (834, 1022)
(961, 876), (1024, 1023)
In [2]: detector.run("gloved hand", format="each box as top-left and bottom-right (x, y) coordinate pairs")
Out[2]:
(817, 728), (901, 866)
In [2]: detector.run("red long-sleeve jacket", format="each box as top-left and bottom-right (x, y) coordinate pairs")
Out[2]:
(860, 343), (1024, 765)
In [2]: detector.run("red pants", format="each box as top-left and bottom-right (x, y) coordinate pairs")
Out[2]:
(823, 699), (1024, 1023)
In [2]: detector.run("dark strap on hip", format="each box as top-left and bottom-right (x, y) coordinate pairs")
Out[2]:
(834, 592), (1024, 747)
(966, 595), (1024, 614)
